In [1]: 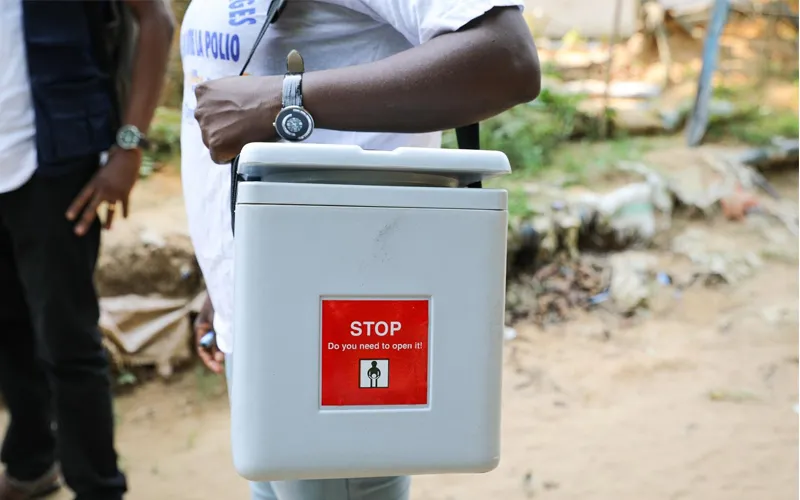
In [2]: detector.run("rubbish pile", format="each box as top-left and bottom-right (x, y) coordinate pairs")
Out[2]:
(507, 143), (798, 264)
(96, 215), (204, 380)
(100, 294), (204, 379)
(670, 227), (763, 285)
(505, 142), (798, 326)
(506, 255), (609, 325)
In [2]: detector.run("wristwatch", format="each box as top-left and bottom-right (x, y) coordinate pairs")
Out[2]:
(116, 124), (150, 151)
(273, 50), (314, 142)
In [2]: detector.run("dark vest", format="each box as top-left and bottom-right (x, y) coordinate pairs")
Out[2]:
(22, 1), (118, 175)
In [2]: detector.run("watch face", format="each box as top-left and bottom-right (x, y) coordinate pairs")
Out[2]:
(117, 126), (141, 150)
(275, 106), (314, 142)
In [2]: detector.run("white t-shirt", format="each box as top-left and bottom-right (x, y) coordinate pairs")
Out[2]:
(180, 0), (523, 354)
(0, 0), (37, 194)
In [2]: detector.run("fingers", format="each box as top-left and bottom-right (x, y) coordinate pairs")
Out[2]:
(211, 151), (233, 165)
(103, 203), (116, 230)
(197, 345), (223, 374)
(66, 178), (122, 236)
(66, 182), (96, 223)
(195, 318), (222, 374)
(74, 192), (104, 236)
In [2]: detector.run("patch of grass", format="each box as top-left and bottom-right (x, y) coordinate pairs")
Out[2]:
(709, 106), (799, 145)
(707, 389), (761, 403)
(193, 363), (225, 401)
(148, 106), (182, 160)
(759, 247), (797, 264)
(540, 60), (564, 80)
(711, 84), (739, 100)
(507, 185), (535, 221)
(516, 136), (667, 186)
(705, 82), (799, 145)
(116, 370), (137, 386)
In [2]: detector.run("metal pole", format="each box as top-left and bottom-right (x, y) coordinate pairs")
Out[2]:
(686, 0), (730, 147)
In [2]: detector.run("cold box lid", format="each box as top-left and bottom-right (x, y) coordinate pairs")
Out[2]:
(236, 143), (511, 188)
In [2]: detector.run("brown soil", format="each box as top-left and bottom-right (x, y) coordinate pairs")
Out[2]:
(3, 139), (798, 499)
(8, 183), (796, 500)
(17, 251), (795, 500)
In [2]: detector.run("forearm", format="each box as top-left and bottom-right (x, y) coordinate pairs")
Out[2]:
(300, 7), (540, 133)
(123, 0), (175, 133)
(192, 6), (541, 163)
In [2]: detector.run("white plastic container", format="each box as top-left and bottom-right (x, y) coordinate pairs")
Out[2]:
(231, 143), (510, 481)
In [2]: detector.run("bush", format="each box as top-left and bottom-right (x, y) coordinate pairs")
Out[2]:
(444, 90), (596, 174)
(148, 106), (182, 160)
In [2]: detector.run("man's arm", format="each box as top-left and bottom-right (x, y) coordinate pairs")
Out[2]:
(121, 0), (176, 135)
(304, 7), (540, 133)
(194, 7), (540, 163)
(67, 0), (174, 235)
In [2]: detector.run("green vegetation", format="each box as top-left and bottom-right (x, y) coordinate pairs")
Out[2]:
(148, 106), (183, 160)
(443, 89), (604, 175)
(507, 185), (536, 221)
(707, 83), (799, 145)
(193, 363), (225, 400)
(706, 105), (799, 145)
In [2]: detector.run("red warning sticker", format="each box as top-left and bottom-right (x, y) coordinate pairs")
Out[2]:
(321, 299), (429, 407)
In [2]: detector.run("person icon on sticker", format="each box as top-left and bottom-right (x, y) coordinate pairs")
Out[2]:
(367, 361), (381, 388)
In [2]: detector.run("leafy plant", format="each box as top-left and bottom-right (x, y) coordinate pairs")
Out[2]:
(148, 106), (182, 160)
(444, 89), (588, 175)
(507, 186), (535, 221)
(706, 105), (799, 145)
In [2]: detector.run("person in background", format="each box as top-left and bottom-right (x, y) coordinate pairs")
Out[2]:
(0, 1), (173, 499)
(185, 0), (540, 499)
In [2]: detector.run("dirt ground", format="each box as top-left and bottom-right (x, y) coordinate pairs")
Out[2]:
(22, 252), (796, 500)
(4, 173), (793, 500)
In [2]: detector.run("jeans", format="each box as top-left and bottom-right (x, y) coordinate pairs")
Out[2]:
(225, 355), (411, 500)
(0, 166), (126, 500)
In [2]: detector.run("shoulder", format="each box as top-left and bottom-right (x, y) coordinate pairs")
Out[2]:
(311, 0), (525, 44)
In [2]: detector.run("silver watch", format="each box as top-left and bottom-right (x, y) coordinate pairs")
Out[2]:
(273, 50), (314, 142)
(116, 124), (150, 150)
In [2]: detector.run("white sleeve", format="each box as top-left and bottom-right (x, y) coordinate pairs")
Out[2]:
(356, 0), (525, 46)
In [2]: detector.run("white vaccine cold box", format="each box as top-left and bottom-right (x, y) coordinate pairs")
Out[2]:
(231, 143), (510, 481)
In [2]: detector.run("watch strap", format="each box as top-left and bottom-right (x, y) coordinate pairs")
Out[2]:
(282, 74), (303, 108)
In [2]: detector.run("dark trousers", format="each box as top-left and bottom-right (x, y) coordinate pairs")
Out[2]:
(0, 164), (126, 500)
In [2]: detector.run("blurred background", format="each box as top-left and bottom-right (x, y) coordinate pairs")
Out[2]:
(8, 0), (798, 498)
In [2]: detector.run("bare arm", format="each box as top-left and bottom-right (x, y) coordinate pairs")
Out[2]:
(66, 0), (174, 235)
(123, 0), (176, 134)
(195, 6), (540, 163)
(302, 7), (540, 133)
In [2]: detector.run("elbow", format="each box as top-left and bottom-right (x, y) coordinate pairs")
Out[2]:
(486, 10), (542, 106)
(460, 7), (540, 111)
(475, 40), (541, 118)
(511, 44), (542, 103)
(502, 36), (541, 106)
